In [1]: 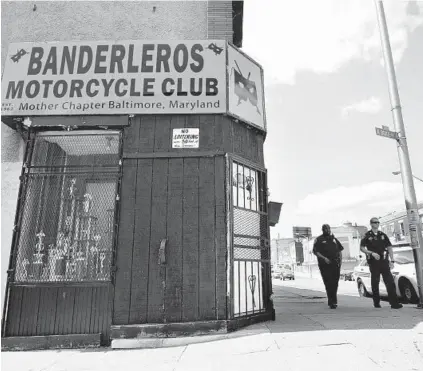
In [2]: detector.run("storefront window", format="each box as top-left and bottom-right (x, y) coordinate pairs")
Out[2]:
(14, 131), (120, 283)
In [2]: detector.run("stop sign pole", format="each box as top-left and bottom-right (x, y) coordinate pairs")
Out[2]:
(375, 0), (423, 308)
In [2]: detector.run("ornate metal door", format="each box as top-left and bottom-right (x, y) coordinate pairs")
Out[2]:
(230, 158), (271, 317)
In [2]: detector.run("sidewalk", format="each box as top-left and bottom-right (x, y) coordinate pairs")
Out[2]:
(2, 283), (423, 371)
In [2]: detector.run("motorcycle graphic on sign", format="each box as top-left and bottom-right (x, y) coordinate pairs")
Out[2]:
(232, 60), (261, 116)
(227, 43), (265, 131)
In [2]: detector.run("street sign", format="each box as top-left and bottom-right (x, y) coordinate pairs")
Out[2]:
(375, 127), (399, 140)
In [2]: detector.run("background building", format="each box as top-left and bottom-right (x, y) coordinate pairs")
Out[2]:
(331, 222), (368, 259)
(290, 222), (366, 277)
(379, 202), (423, 245)
(271, 238), (295, 265)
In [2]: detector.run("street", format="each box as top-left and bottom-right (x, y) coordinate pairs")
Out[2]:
(3, 277), (422, 371)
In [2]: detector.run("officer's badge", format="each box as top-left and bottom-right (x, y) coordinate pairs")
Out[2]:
(381, 235), (385, 240)
(369, 237), (373, 241)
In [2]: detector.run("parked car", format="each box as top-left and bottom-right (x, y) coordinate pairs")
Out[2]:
(340, 269), (355, 281)
(279, 264), (295, 281)
(354, 246), (419, 304)
(271, 267), (280, 279)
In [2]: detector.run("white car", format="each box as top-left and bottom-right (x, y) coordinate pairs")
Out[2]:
(354, 247), (419, 304)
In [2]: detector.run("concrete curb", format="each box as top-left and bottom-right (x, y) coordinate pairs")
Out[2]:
(111, 333), (231, 349)
(111, 323), (272, 349)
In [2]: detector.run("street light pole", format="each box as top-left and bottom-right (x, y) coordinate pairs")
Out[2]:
(375, 0), (423, 307)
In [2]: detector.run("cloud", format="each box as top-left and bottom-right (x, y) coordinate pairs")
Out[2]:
(243, 0), (423, 85)
(341, 96), (382, 117)
(297, 181), (423, 215)
(275, 179), (423, 237)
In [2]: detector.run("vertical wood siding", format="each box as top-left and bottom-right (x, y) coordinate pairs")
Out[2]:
(4, 113), (264, 339)
(114, 114), (264, 324)
(5, 284), (112, 343)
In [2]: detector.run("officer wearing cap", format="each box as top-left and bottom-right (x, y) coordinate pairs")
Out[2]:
(313, 224), (344, 309)
(360, 217), (403, 309)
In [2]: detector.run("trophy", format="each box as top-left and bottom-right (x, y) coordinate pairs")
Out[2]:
(83, 193), (93, 213)
(69, 178), (76, 197)
(88, 234), (101, 279)
(29, 231), (45, 280)
(49, 243), (66, 281)
(65, 241), (78, 280)
(75, 251), (87, 280)
(99, 252), (107, 280)
(20, 258), (29, 281)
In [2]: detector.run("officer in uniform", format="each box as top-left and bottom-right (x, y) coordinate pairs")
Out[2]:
(313, 224), (344, 309)
(360, 217), (403, 309)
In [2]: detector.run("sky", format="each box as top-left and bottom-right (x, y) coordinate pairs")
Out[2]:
(242, 0), (423, 238)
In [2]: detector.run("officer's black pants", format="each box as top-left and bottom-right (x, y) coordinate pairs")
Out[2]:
(318, 263), (340, 306)
(368, 259), (399, 306)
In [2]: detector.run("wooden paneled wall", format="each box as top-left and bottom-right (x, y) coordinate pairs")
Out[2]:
(5, 284), (112, 344)
(113, 114), (264, 325)
(122, 115), (264, 165)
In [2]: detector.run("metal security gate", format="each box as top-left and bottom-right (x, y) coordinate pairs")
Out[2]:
(2, 131), (122, 341)
(230, 158), (270, 318)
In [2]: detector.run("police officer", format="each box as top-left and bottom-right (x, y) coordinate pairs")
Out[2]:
(360, 217), (403, 309)
(313, 224), (344, 309)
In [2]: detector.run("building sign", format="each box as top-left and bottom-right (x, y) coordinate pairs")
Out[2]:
(2, 40), (267, 132)
(227, 44), (266, 131)
(2, 40), (226, 116)
(293, 226), (312, 239)
(172, 128), (199, 149)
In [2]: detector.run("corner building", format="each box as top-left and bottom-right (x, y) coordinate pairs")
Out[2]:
(1, 1), (275, 349)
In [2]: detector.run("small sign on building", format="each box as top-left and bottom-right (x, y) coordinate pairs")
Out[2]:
(172, 128), (199, 149)
(293, 226), (312, 239)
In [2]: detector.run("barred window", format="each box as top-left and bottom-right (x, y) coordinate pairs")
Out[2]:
(232, 161), (266, 212)
(15, 131), (120, 283)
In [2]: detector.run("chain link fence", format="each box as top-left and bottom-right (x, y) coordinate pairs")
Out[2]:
(13, 132), (120, 283)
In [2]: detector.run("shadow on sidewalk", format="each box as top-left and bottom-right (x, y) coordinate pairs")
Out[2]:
(5, 284), (421, 354)
(265, 284), (423, 334)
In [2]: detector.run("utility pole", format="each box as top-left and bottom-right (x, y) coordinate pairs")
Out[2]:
(393, 171), (423, 184)
(375, 0), (423, 307)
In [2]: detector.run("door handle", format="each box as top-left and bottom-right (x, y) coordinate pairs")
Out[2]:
(158, 238), (167, 265)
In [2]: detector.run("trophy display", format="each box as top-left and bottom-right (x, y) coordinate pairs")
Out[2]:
(26, 177), (112, 282)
